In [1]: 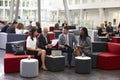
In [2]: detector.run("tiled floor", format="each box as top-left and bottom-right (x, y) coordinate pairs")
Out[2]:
(0, 49), (120, 80)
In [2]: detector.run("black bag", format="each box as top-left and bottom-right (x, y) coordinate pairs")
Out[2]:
(11, 44), (25, 55)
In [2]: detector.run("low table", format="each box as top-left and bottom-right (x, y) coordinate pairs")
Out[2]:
(75, 56), (91, 74)
(20, 58), (38, 77)
(46, 55), (65, 72)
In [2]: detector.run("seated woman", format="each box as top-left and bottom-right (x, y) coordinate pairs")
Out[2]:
(98, 23), (107, 36)
(74, 27), (91, 56)
(15, 23), (24, 34)
(26, 27), (47, 70)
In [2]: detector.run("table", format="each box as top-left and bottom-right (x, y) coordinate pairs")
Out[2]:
(46, 55), (65, 72)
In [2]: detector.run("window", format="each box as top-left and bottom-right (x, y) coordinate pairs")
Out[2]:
(0, 1), (3, 6)
(82, 0), (88, 4)
(5, 0), (8, 6)
(68, 0), (73, 5)
(75, 0), (80, 4)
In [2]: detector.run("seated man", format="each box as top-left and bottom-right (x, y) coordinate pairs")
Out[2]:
(37, 27), (53, 55)
(58, 27), (77, 68)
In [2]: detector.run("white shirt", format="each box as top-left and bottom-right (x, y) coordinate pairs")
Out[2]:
(15, 28), (24, 34)
(64, 34), (69, 45)
(26, 36), (37, 49)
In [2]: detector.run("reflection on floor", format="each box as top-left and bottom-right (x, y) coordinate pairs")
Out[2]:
(0, 49), (120, 80)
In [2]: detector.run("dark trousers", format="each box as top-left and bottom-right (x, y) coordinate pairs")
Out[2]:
(60, 47), (73, 65)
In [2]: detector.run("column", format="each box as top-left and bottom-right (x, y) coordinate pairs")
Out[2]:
(99, 8), (105, 24)
(15, 0), (20, 21)
(63, 0), (70, 25)
(38, 0), (41, 24)
(9, 0), (15, 22)
(80, 9), (84, 22)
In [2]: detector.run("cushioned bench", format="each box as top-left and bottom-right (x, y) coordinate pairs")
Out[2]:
(85, 42), (107, 68)
(98, 42), (120, 69)
(4, 53), (34, 73)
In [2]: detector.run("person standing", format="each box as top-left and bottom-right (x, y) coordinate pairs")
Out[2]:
(58, 27), (77, 68)
(55, 20), (60, 30)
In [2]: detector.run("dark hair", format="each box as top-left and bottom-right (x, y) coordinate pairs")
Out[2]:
(36, 22), (40, 28)
(80, 27), (90, 40)
(12, 21), (17, 25)
(29, 27), (37, 41)
(118, 22), (120, 28)
(63, 26), (69, 30)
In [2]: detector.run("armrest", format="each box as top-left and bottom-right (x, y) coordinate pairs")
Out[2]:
(6, 40), (25, 53)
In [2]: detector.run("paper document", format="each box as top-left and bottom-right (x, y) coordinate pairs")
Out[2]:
(51, 39), (58, 46)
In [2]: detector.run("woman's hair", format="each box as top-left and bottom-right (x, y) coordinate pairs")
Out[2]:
(100, 23), (104, 29)
(80, 27), (90, 40)
(36, 22), (40, 28)
(16, 23), (24, 29)
(29, 27), (37, 41)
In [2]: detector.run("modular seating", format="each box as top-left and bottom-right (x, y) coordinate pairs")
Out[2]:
(98, 42), (120, 69)
(4, 54), (34, 73)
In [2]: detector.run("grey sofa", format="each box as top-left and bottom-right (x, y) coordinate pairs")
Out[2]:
(63, 42), (107, 67)
(0, 32), (26, 49)
(86, 41), (107, 68)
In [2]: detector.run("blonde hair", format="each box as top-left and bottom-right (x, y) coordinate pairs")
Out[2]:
(16, 23), (24, 29)
(100, 23), (104, 29)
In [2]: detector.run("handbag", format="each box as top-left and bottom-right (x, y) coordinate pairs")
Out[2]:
(11, 44), (25, 55)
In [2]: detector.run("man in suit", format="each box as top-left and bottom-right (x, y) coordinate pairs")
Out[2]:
(6, 21), (18, 33)
(58, 27), (77, 68)
(37, 27), (53, 55)
(1, 22), (12, 32)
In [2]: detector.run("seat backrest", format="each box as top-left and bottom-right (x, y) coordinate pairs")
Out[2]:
(107, 42), (120, 55)
(92, 41), (107, 52)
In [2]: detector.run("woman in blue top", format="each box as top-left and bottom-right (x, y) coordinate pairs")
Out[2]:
(74, 27), (91, 56)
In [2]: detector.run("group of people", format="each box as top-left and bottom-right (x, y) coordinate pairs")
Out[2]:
(26, 25), (91, 70)
(55, 20), (68, 30)
(1, 20), (42, 34)
(97, 21), (120, 41)
(1, 20), (92, 70)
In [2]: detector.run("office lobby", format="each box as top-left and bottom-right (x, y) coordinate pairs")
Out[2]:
(0, 0), (120, 80)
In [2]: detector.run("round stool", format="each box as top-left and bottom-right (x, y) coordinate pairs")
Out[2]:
(20, 58), (38, 77)
(75, 56), (91, 74)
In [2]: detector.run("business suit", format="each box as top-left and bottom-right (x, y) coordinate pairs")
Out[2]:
(37, 34), (51, 54)
(6, 26), (15, 33)
(58, 33), (77, 65)
(55, 23), (60, 30)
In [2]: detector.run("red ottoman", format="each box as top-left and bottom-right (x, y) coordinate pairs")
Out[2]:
(98, 53), (120, 69)
(4, 54), (34, 73)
